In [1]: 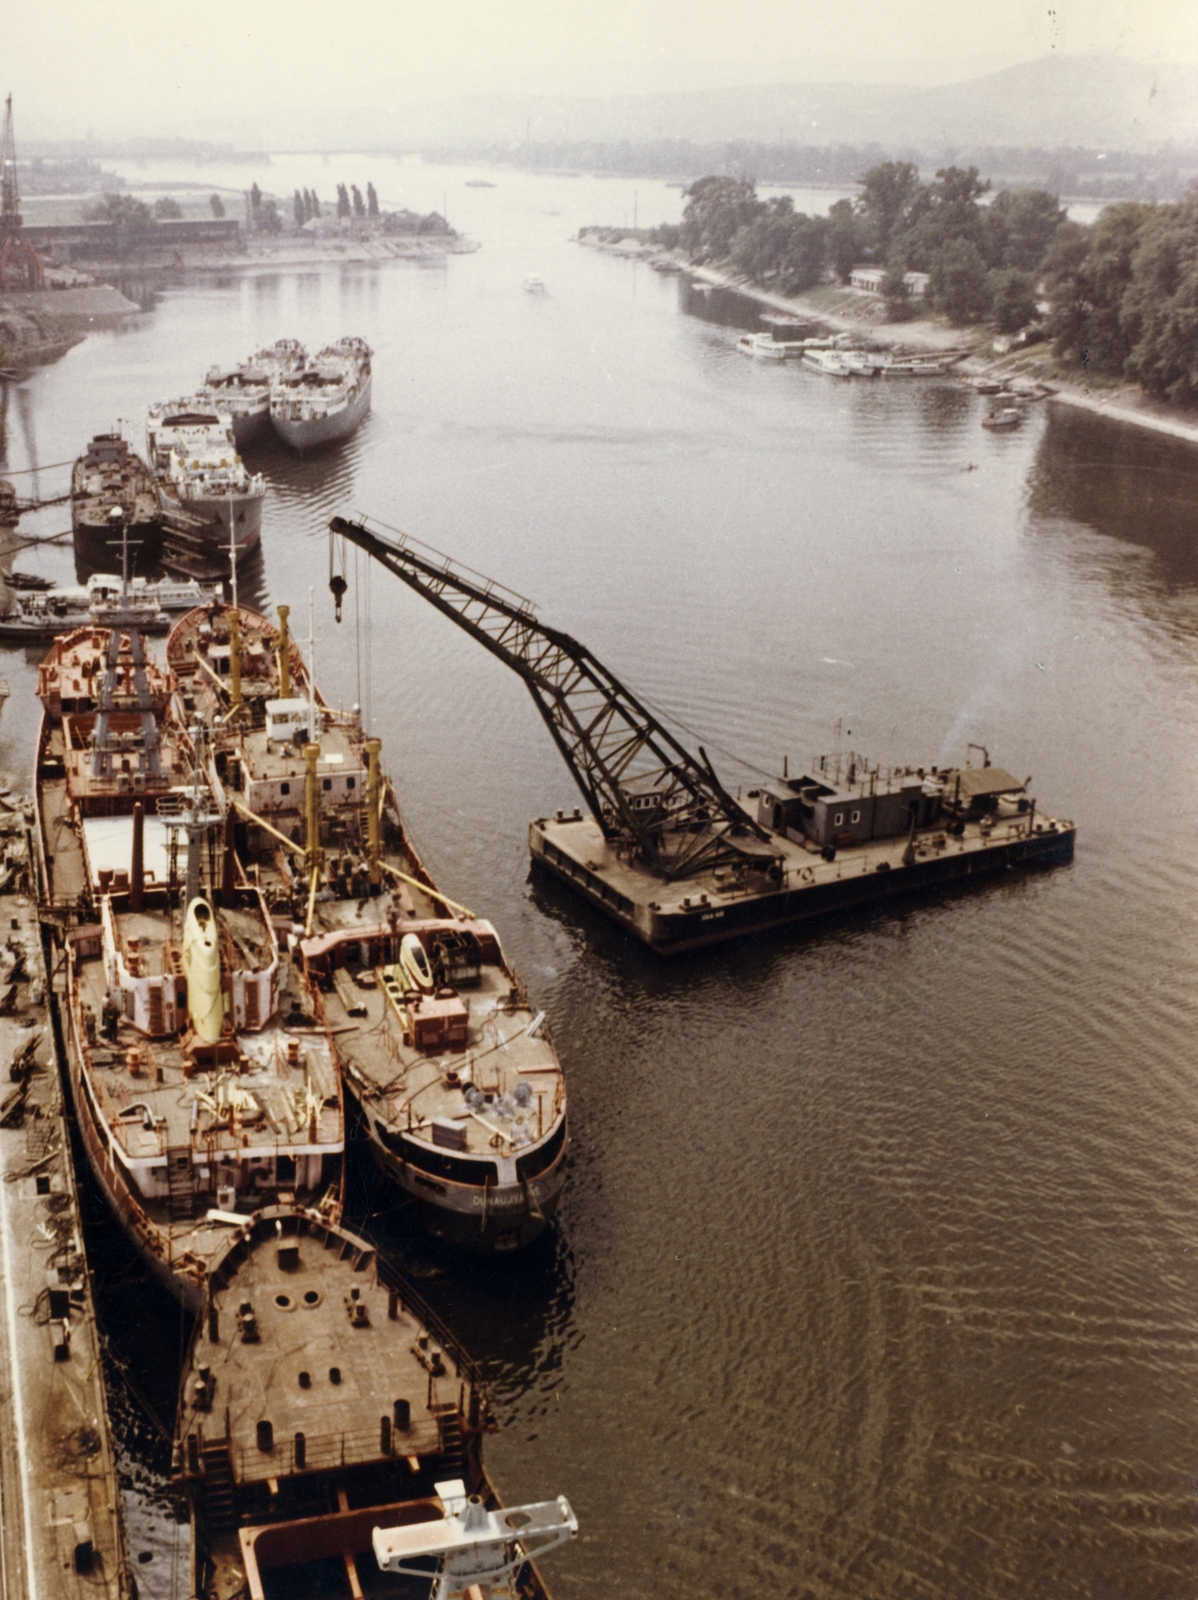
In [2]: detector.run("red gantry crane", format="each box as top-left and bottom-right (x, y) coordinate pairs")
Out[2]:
(0, 95), (45, 290)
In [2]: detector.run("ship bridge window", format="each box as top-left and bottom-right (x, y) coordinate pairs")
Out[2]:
(834, 812), (844, 826)
(322, 778), (332, 791)
(346, 777), (355, 790)
(280, 782), (290, 795)
(851, 810), (860, 823)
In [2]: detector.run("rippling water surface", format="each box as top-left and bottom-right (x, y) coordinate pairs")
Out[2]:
(3, 160), (1197, 1599)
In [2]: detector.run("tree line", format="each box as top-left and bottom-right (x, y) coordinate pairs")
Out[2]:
(667, 163), (1069, 329)
(1043, 193), (1198, 404)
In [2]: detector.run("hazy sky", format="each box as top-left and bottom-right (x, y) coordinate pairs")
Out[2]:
(10, 0), (1198, 139)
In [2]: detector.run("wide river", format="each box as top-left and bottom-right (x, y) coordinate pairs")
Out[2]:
(3, 159), (1196, 1600)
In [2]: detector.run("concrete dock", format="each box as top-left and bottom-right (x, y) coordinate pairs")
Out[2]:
(0, 800), (129, 1600)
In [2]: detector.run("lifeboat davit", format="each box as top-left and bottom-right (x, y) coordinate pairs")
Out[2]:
(182, 897), (224, 1042)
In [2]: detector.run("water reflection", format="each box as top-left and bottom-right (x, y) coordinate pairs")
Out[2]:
(1029, 403), (1198, 590)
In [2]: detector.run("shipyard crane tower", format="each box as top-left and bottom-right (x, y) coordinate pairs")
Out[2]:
(329, 514), (776, 882)
(0, 95), (44, 289)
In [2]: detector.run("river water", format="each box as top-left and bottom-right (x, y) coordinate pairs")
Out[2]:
(3, 160), (1197, 1600)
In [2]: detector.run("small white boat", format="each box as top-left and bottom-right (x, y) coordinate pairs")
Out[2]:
(882, 356), (947, 377)
(981, 407), (1023, 431)
(737, 333), (788, 361)
(841, 350), (885, 376)
(523, 274), (546, 293)
(801, 349), (853, 378)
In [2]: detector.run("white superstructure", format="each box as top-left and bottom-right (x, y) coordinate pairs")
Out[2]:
(145, 398), (266, 554)
(269, 336), (372, 451)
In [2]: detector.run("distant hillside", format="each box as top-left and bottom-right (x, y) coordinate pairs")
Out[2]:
(333, 56), (1198, 157)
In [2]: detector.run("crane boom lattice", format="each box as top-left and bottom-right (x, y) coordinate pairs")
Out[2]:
(329, 515), (773, 881)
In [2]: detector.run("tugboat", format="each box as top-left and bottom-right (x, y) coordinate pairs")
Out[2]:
(146, 399), (267, 556)
(34, 580), (344, 1311)
(71, 432), (165, 566)
(166, 600), (569, 1255)
(270, 338), (372, 452)
(197, 339), (309, 447)
(172, 1207), (576, 1600)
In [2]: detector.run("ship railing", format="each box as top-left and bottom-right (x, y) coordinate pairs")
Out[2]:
(234, 1418), (444, 1483)
(373, 1254), (490, 1394)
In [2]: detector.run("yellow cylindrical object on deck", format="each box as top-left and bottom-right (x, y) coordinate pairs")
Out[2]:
(182, 897), (224, 1043)
(277, 605), (291, 698)
(365, 737), (382, 888)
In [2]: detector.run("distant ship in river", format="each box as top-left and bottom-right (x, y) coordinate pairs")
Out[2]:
(269, 337), (372, 452)
(146, 398), (266, 555)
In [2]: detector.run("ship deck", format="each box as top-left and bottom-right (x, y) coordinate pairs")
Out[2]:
(532, 808), (1076, 952)
(0, 815), (130, 1600)
(320, 950), (563, 1153)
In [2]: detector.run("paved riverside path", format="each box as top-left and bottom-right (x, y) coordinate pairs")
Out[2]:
(0, 809), (129, 1600)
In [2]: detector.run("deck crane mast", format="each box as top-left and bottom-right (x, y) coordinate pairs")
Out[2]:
(329, 514), (777, 882)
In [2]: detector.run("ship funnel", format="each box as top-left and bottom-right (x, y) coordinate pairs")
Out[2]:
(365, 738), (381, 888)
(276, 606), (291, 698)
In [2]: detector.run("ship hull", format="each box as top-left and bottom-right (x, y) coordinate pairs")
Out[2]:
(270, 373), (372, 451)
(60, 997), (207, 1314)
(73, 512), (165, 567)
(164, 486), (264, 554)
(226, 405), (272, 447)
(530, 819), (1077, 955)
(348, 1082), (567, 1255)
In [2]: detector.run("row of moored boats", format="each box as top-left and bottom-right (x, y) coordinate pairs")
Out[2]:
(737, 330), (951, 376)
(33, 579), (574, 1597)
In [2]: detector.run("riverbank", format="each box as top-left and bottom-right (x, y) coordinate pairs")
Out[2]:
(578, 237), (1198, 450)
(0, 284), (139, 372)
(77, 234), (479, 280)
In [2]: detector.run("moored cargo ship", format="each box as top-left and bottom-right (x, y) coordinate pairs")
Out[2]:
(71, 432), (165, 566)
(270, 337), (372, 452)
(171, 1207), (575, 1600)
(34, 598), (345, 1312)
(146, 399), (266, 556)
(166, 600), (569, 1254)
(196, 338), (308, 447)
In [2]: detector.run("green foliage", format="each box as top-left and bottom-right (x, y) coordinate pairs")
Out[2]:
(931, 238), (991, 324)
(260, 199), (281, 235)
(83, 192), (152, 225)
(82, 191), (155, 255)
(152, 195), (182, 219)
(826, 199), (862, 283)
(881, 260), (915, 320)
(293, 190), (305, 227)
(209, 193), (225, 218)
(1122, 193), (1198, 404)
(854, 161), (923, 257)
(988, 268), (1038, 333)
(679, 176), (763, 261)
(984, 189), (1067, 271)
(351, 184), (365, 219)
(367, 182), (379, 219)
(1044, 202), (1153, 370)
(250, 182), (262, 212)
(336, 184), (351, 219)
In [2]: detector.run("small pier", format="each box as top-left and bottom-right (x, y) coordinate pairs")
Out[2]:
(0, 804), (129, 1600)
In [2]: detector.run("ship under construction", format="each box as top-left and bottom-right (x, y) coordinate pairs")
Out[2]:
(329, 514), (1076, 955)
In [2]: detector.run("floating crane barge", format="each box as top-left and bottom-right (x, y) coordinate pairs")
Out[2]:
(329, 516), (1076, 955)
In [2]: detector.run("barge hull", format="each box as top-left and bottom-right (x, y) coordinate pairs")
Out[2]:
(530, 815), (1075, 954)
